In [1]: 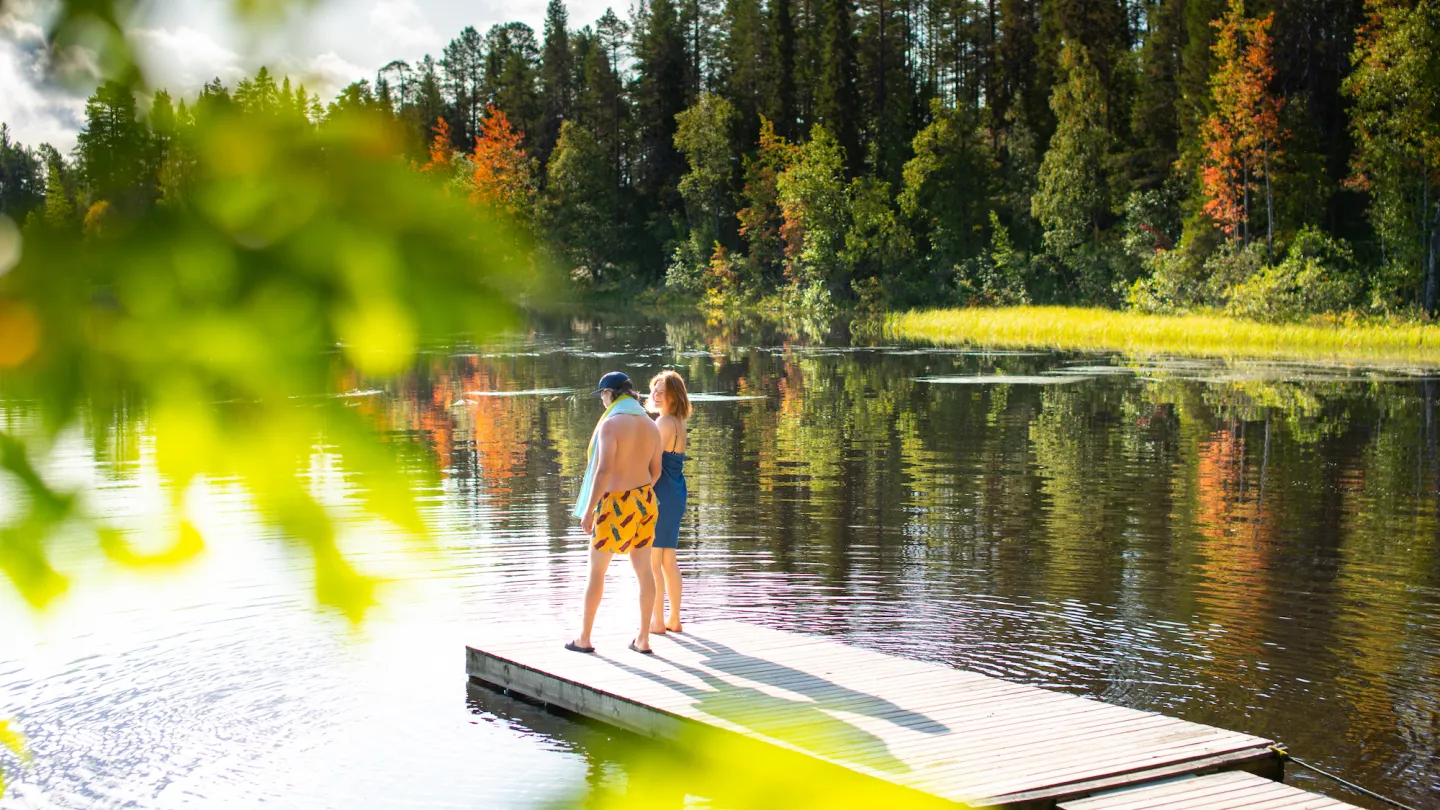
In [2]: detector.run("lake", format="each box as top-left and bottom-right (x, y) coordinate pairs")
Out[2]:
(1, 311), (1436, 808)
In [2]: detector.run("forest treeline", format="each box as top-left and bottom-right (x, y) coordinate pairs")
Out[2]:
(2, 0), (1438, 320)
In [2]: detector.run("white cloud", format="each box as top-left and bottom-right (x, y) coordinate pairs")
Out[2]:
(0, 0), (633, 151)
(0, 5), (87, 152)
(295, 51), (368, 96)
(130, 25), (244, 91)
(369, 0), (439, 51)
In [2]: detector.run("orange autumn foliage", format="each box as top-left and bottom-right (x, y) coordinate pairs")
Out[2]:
(470, 105), (534, 222)
(1199, 0), (1286, 242)
(420, 117), (453, 176)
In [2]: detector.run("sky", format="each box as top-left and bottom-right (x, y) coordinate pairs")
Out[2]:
(0, 0), (619, 152)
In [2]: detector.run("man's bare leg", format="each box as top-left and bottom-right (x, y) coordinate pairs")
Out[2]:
(575, 547), (611, 649)
(649, 552), (668, 635)
(659, 548), (682, 632)
(629, 546), (657, 651)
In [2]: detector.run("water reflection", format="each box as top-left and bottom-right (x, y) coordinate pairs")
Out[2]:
(2, 313), (1438, 809)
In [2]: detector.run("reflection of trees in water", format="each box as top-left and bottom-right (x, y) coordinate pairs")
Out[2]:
(342, 321), (1440, 801)
(1030, 382), (1133, 605)
(1333, 384), (1440, 787)
(1192, 425), (1274, 673)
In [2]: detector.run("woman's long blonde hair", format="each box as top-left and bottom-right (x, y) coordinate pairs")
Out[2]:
(647, 370), (692, 419)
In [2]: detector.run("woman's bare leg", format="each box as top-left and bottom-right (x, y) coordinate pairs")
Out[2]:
(575, 547), (611, 649)
(660, 548), (682, 632)
(649, 551), (668, 634)
(629, 547), (656, 651)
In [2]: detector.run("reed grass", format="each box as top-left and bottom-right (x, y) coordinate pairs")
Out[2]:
(886, 306), (1440, 367)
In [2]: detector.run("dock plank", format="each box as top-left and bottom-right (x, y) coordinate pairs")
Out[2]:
(1059, 771), (1360, 810)
(466, 621), (1354, 809)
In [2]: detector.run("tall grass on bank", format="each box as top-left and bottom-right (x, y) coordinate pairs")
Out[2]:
(887, 307), (1440, 366)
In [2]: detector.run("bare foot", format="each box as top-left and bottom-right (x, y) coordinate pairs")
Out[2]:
(649, 622), (668, 635)
(665, 621), (683, 633)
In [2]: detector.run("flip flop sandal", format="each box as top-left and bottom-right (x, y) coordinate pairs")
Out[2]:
(629, 640), (654, 655)
(565, 641), (596, 654)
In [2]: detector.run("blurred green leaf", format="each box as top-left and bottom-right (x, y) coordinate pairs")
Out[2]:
(0, 718), (29, 796)
(0, 69), (542, 619)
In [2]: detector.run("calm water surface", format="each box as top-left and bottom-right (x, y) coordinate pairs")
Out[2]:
(2, 313), (1437, 808)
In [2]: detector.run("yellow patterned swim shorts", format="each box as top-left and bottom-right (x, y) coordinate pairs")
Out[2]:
(592, 485), (658, 553)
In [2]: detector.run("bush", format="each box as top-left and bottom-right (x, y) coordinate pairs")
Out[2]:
(1225, 227), (1361, 322)
(1203, 240), (1267, 301)
(786, 279), (836, 315)
(1120, 184), (1183, 261)
(701, 243), (743, 308)
(958, 212), (1029, 306)
(1125, 228), (1262, 314)
(1127, 246), (1207, 313)
(665, 234), (709, 294)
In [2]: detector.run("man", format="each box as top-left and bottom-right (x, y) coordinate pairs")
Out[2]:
(567, 371), (663, 655)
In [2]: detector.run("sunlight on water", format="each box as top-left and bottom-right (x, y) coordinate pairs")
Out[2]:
(2, 313), (1438, 808)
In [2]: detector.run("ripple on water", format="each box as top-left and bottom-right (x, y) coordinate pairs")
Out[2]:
(4, 321), (1439, 809)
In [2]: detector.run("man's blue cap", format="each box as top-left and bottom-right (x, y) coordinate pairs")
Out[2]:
(590, 371), (631, 397)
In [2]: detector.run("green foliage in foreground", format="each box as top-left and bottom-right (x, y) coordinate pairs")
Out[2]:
(0, 106), (537, 617)
(557, 722), (952, 810)
(887, 306), (1440, 366)
(0, 719), (26, 796)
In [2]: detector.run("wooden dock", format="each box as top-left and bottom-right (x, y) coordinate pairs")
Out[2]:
(465, 620), (1356, 809)
(1058, 771), (1359, 809)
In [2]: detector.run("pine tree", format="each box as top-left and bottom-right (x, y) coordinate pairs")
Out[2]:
(592, 9), (631, 190)
(75, 80), (148, 208)
(442, 27), (486, 144)
(1128, 0), (1185, 191)
(1178, 0), (1228, 179)
(42, 150), (74, 229)
(635, 0), (691, 228)
(1345, 0), (1440, 313)
(484, 23), (542, 153)
(0, 124), (44, 220)
(1033, 42), (1116, 300)
(856, 0), (916, 183)
(764, 0), (798, 138)
(412, 57), (448, 157)
(539, 0), (575, 166)
(540, 120), (617, 279)
(814, 0), (860, 173)
(719, 0), (766, 136)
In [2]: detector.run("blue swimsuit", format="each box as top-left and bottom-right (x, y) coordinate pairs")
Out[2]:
(651, 442), (687, 549)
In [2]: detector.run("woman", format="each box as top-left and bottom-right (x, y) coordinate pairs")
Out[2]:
(646, 370), (691, 635)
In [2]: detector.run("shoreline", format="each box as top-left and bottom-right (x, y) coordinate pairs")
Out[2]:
(886, 306), (1440, 368)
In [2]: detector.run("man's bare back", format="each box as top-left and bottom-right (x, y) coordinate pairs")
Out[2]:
(596, 412), (662, 494)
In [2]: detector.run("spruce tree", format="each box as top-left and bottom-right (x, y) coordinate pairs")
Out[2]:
(635, 0), (691, 234)
(764, 0), (798, 139)
(814, 0), (860, 174)
(1345, 0), (1440, 313)
(75, 80), (148, 209)
(539, 0), (574, 167)
(442, 27), (486, 144)
(1033, 42), (1116, 301)
(0, 125), (44, 220)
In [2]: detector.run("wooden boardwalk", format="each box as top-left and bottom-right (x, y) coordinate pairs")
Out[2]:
(466, 620), (1352, 809)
